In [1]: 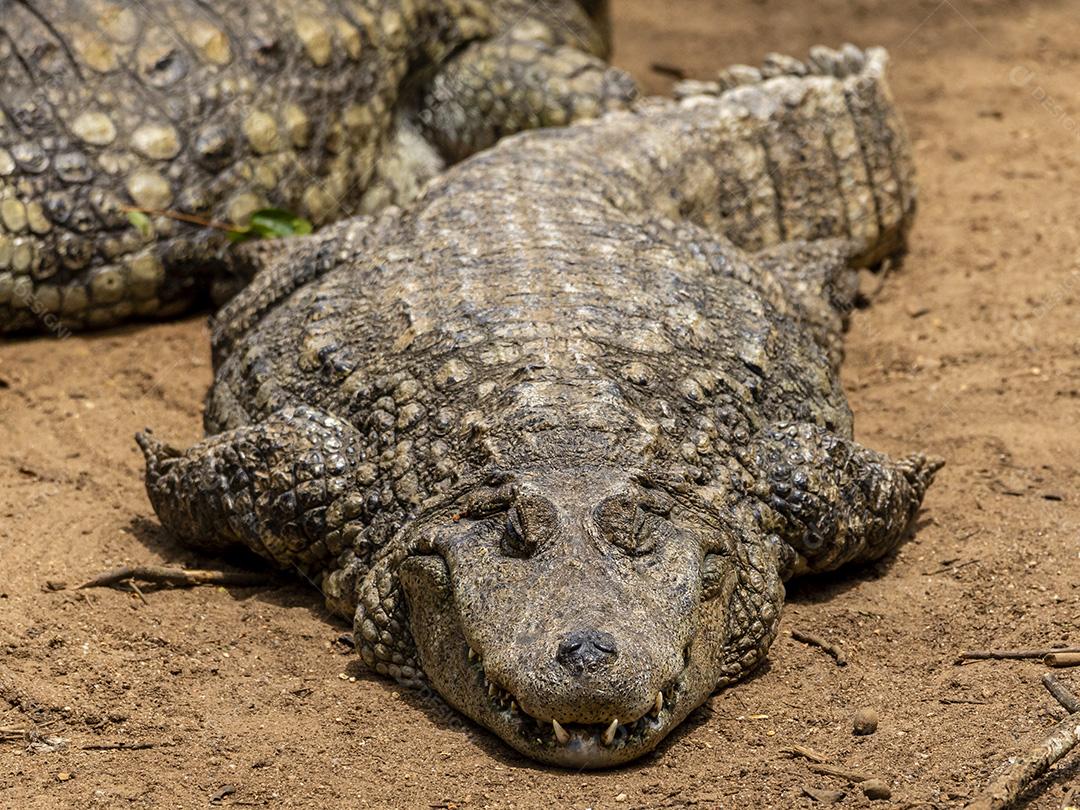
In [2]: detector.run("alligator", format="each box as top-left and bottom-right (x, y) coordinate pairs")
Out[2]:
(137, 45), (942, 768)
(0, 0), (630, 332)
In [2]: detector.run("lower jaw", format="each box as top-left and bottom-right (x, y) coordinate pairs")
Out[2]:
(476, 679), (694, 769)
(496, 724), (673, 768)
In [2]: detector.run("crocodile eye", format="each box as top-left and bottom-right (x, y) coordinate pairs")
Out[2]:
(701, 552), (729, 601)
(623, 506), (662, 556)
(500, 506), (536, 559)
(594, 494), (669, 557)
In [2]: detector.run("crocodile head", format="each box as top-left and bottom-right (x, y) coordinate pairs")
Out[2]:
(396, 464), (768, 768)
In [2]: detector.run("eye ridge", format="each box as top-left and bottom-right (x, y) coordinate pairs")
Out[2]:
(463, 484), (516, 519)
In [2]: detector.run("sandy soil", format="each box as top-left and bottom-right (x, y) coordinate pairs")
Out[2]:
(2, 1), (1079, 807)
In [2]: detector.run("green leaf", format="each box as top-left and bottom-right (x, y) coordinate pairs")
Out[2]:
(226, 225), (254, 244)
(248, 208), (313, 239)
(126, 210), (152, 237)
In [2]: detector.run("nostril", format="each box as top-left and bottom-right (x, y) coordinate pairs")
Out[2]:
(556, 628), (619, 672)
(593, 637), (617, 655)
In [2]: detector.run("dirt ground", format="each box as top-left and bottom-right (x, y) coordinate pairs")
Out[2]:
(2, 0), (1079, 807)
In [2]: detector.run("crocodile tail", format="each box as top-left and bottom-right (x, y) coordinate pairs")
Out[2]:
(674, 44), (916, 267)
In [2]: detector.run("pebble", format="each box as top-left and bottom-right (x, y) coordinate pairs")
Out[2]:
(861, 779), (892, 801)
(853, 707), (879, 735)
(802, 786), (844, 803)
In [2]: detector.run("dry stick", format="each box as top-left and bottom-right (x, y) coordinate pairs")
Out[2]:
(965, 679), (1080, 810)
(77, 566), (275, 591)
(791, 630), (848, 667)
(126, 578), (149, 606)
(1043, 674), (1080, 714)
(927, 558), (980, 576)
(120, 205), (240, 234)
(1045, 652), (1080, 668)
(780, 744), (831, 763)
(962, 648), (1080, 661)
(82, 742), (156, 751)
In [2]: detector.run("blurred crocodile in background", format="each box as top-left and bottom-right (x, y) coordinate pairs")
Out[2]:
(138, 45), (941, 768)
(0, 0), (631, 332)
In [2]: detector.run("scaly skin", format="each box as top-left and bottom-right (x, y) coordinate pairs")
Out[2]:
(139, 47), (941, 768)
(0, 0), (630, 333)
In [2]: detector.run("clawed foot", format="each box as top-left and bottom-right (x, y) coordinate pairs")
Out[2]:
(897, 452), (946, 499)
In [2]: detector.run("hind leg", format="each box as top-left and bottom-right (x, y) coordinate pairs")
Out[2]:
(753, 238), (861, 372)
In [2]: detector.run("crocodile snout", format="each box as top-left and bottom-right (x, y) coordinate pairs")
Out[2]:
(557, 628), (618, 673)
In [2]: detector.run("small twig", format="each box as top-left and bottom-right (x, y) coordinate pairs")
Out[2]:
(926, 558), (980, 576)
(791, 630), (848, 667)
(966, 678), (1080, 809)
(780, 744), (831, 763)
(940, 697), (990, 705)
(120, 205), (240, 234)
(1043, 674), (1080, 714)
(808, 763), (875, 783)
(211, 785), (238, 803)
(126, 578), (149, 606)
(76, 566), (275, 591)
(81, 741), (156, 751)
(958, 647), (1080, 663)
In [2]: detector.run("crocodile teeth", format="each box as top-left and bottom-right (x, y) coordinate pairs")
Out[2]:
(552, 719), (570, 745)
(467, 647), (478, 662)
(602, 718), (619, 746)
(509, 700), (518, 714)
(653, 691), (664, 716)
(488, 683), (497, 697)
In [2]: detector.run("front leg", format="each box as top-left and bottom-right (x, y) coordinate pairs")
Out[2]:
(136, 406), (372, 619)
(745, 423), (942, 578)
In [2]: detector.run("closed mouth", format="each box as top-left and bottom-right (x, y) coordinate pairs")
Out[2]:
(465, 644), (686, 760)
